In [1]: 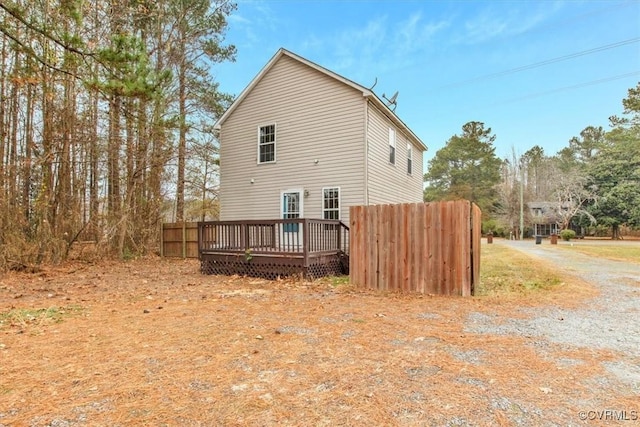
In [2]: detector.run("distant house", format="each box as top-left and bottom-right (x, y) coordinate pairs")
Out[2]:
(214, 48), (427, 225)
(529, 202), (562, 236)
(529, 200), (590, 238)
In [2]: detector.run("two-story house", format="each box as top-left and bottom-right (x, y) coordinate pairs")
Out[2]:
(214, 48), (427, 226)
(529, 202), (562, 236)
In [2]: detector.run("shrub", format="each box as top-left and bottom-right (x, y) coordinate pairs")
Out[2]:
(482, 219), (498, 235)
(559, 229), (576, 241)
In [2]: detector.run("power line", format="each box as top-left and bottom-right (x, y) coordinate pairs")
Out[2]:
(491, 71), (640, 106)
(436, 37), (640, 90)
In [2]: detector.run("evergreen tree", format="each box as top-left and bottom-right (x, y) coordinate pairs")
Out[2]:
(588, 83), (640, 238)
(424, 121), (502, 214)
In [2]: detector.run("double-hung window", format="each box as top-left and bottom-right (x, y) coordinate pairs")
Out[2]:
(407, 143), (413, 175)
(322, 187), (340, 220)
(258, 124), (276, 163)
(388, 128), (396, 165)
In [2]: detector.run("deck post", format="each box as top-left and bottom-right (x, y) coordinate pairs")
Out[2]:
(303, 219), (310, 268)
(244, 222), (250, 253)
(271, 224), (276, 249)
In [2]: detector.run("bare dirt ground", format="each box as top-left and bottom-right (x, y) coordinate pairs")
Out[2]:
(1, 242), (639, 426)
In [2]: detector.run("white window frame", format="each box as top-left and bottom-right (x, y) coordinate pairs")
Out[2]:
(258, 123), (276, 164)
(388, 127), (396, 165)
(322, 187), (341, 220)
(407, 143), (413, 175)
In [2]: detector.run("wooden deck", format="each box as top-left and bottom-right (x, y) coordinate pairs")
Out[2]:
(198, 219), (350, 279)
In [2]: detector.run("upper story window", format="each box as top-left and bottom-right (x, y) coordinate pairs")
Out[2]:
(388, 128), (396, 165)
(407, 143), (413, 175)
(322, 187), (340, 220)
(258, 124), (276, 163)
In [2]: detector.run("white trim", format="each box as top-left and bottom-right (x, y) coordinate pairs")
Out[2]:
(407, 143), (413, 175)
(257, 123), (276, 164)
(321, 186), (341, 220)
(364, 98), (369, 206)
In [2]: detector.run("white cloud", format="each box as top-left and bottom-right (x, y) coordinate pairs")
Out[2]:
(227, 14), (250, 25)
(464, 12), (508, 44)
(458, 2), (564, 45)
(393, 11), (450, 56)
(310, 11), (449, 80)
(229, 0), (282, 49)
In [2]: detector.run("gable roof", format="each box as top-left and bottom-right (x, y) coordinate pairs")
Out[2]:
(214, 48), (427, 151)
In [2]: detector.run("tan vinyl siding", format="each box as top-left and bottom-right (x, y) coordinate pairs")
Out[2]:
(366, 102), (424, 205)
(220, 55), (365, 224)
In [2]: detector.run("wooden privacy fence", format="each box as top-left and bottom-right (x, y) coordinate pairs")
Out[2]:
(349, 201), (481, 296)
(161, 222), (199, 258)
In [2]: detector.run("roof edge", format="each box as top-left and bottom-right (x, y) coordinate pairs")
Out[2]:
(215, 48), (427, 151)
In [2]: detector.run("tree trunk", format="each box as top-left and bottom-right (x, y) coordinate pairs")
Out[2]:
(41, 70), (54, 229)
(54, 70), (75, 239)
(23, 80), (34, 227)
(8, 50), (20, 213)
(135, 95), (149, 244)
(175, 32), (187, 222)
(0, 31), (6, 211)
(89, 69), (99, 241)
(612, 224), (620, 240)
(108, 94), (122, 217)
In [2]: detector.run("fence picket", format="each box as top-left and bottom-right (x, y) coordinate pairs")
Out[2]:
(380, 204), (390, 291)
(415, 203), (425, 294)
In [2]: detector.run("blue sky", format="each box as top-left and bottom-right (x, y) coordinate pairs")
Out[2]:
(213, 0), (640, 169)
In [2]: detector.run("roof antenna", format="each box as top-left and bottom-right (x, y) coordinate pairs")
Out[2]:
(382, 91), (398, 111)
(369, 77), (377, 90)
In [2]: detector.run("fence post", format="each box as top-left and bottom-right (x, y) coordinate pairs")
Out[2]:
(182, 221), (187, 258)
(160, 222), (164, 258)
(197, 222), (202, 259)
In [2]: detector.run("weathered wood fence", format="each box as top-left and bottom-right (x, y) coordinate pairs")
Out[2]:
(161, 222), (199, 258)
(349, 201), (481, 296)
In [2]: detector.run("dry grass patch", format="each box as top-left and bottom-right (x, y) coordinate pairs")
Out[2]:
(555, 242), (640, 264)
(0, 305), (83, 330)
(477, 242), (597, 305)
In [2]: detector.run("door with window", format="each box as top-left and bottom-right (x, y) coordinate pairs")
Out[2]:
(281, 190), (303, 249)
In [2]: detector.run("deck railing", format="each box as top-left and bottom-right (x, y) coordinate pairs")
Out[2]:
(198, 218), (349, 259)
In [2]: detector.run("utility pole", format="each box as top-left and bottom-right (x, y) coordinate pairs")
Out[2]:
(519, 162), (524, 240)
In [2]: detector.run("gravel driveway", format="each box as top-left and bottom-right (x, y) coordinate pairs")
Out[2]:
(465, 239), (640, 424)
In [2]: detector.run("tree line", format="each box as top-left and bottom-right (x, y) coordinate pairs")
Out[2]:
(0, 0), (235, 269)
(1, 0), (636, 270)
(424, 83), (640, 239)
